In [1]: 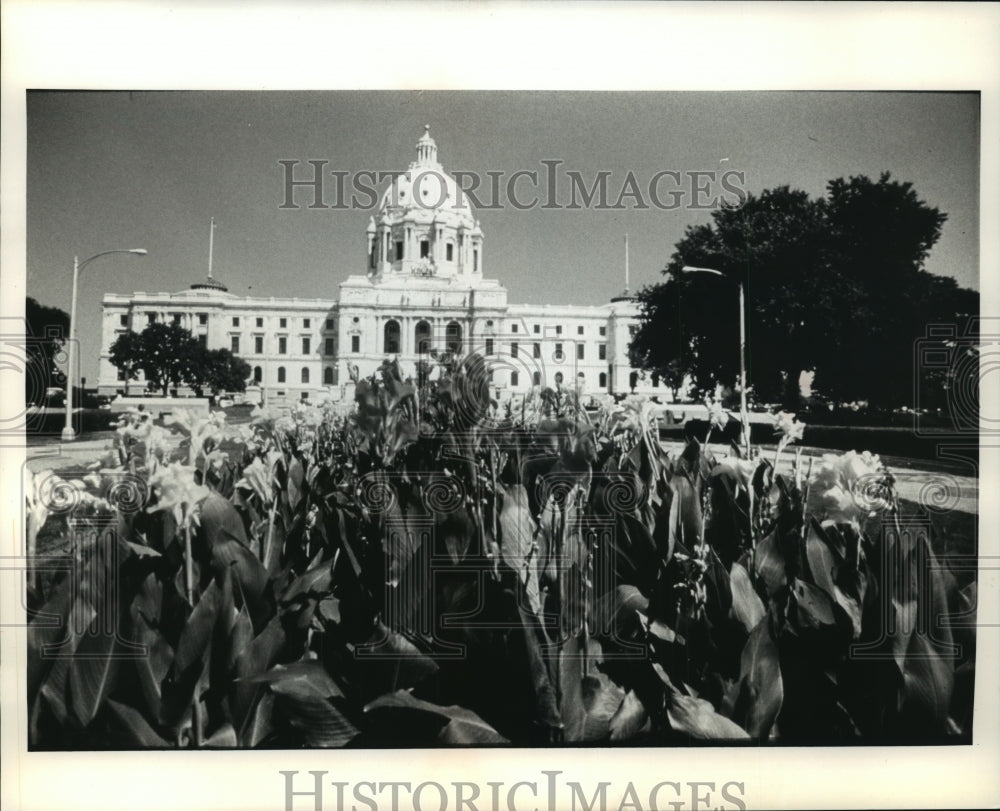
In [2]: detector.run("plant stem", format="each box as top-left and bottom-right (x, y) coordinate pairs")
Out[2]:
(182, 515), (204, 747)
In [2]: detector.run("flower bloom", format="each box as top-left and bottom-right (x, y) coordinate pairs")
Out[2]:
(146, 462), (211, 526)
(808, 450), (893, 525)
(773, 411), (805, 444)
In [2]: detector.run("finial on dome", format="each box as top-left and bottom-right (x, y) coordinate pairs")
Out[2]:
(416, 125), (438, 165)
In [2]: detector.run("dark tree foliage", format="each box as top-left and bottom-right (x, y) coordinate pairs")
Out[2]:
(630, 173), (978, 409)
(195, 348), (252, 397)
(109, 322), (249, 396)
(25, 297), (70, 404)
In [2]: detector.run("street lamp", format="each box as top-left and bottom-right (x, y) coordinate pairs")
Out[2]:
(61, 249), (147, 441)
(681, 265), (750, 454)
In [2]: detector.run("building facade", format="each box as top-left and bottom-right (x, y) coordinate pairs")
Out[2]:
(98, 128), (662, 404)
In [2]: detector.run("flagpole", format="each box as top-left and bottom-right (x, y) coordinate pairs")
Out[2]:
(208, 217), (215, 278)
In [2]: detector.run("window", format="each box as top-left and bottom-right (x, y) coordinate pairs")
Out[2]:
(231, 336), (240, 353)
(486, 320), (494, 327)
(119, 314), (128, 327)
(599, 372), (607, 388)
(253, 366), (262, 383)
(446, 243), (454, 261)
(415, 320), (431, 353)
(599, 326), (607, 337)
(533, 324), (540, 334)
(277, 367), (286, 383)
(278, 337), (287, 354)
(599, 343), (607, 360)
(533, 343), (541, 359)
(303, 318), (311, 328)
(326, 318), (334, 330)
(554, 372), (564, 386)
(351, 334), (360, 353)
(446, 321), (462, 354)
(383, 320), (400, 354)
(302, 337), (311, 355)
(510, 371), (519, 387)
(255, 335), (263, 354)
(279, 317), (287, 328)
(256, 317), (264, 328)
(555, 342), (564, 358)
(395, 241), (403, 261)
(232, 316), (240, 327)
(325, 337), (334, 355)
(577, 325), (584, 335)
(147, 313), (157, 325)
(198, 313), (208, 325)
(510, 342), (518, 358)
(577, 344), (585, 360)
(485, 338), (494, 356)
(420, 239), (430, 259)
(511, 323), (518, 333)
(172, 313), (182, 326)
(473, 247), (479, 272)
(198, 334), (207, 347)
(629, 372), (639, 391)
(301, 367), (310, 384)
(301, 392), (309, 400)
(324, 366), (334, 385)
(532, 371), (541, 386)
(556, 325), (562, 335)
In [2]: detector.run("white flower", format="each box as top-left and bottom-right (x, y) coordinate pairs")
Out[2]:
(808, 450), (892, 525)
(706, 398), (731, 430)
(146, 462), (211, 527)
(773, 411), (805, 443)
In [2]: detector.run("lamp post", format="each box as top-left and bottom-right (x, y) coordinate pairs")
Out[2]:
(681, 265), (750, 454)
(61, 249), (148, 441)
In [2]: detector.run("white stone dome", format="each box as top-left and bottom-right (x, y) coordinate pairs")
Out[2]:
(376, 126), (476, 227)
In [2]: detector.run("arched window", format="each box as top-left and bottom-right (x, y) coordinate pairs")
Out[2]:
(446, 321), (462, 354)
(415, 320), (431, 354)
(301, 367), (310, 384)
(532, 371), (541, 386)
(599, 372), (607, 389)
(277, 367), (286, 384)
(384, 319), (400, 354)
(510, 371), (519, 387)
(253, 366), (262, 384)
(324, 366), (334, 385)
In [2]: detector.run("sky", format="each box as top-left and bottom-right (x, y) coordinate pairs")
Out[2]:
(25, 90), (980, 382)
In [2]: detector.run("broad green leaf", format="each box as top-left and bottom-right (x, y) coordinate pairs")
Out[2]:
(351, 623), (439, 701)
(609, 689), (648, 741)
(253, 661), (357, 747)
(36, 597), (96, 727)
(729, 562), (765, 633)
(205, 722), (238, 748)
(754, 530), (786, 598)
(558, 635), (625, 743)
(106, 699), (170, 748)
(726, 617), (783, 738)
(365, 690), (508, 745)
(499, 483), (535, 574)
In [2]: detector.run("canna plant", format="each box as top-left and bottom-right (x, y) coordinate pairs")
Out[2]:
(25, 358), (973, 748)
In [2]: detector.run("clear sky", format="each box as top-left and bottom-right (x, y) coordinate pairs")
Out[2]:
(26, 90), (979, 382)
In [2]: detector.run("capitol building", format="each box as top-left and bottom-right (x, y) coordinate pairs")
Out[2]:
(98, 128), (662, 404)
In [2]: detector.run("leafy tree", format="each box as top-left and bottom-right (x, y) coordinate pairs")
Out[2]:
(109, 322), (249, 396)
(630, 173), (978, 409)
(107, 330), (144, 396)
(25, 297), (69, 405)
(190, 348), (251, 397)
